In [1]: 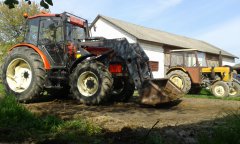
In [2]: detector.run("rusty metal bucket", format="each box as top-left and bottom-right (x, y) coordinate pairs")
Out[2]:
(139, 78), (184, 105)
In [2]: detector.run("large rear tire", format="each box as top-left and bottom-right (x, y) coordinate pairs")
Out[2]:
(70, 61), (113, 105)
(110, 77), (135, 102)
(211, 81), (229, 98)
(167, 70), (191, 94)
(1, 47), (46, 102)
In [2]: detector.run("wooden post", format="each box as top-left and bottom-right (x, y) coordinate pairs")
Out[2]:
(219, 51), (222, 66)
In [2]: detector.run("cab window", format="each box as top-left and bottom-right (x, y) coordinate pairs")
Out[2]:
(66, 23), (86, 41)
(39, 18), (63, 44)
(25, 18), (39, 45)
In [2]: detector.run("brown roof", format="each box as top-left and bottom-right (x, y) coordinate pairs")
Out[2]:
(91, 15), (237, 58)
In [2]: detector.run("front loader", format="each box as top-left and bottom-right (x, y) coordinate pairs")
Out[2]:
(1, 12), (184, 105)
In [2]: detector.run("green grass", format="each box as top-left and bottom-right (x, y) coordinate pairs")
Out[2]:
(0, 83), (5, 96)
(198, 111), (240, 144)
(0, 87), (102, 143)
(186, 89), (240, 101)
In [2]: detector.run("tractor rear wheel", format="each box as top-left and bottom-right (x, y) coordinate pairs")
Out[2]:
(167, 70), (191, 94)
(211, 81), (229, 98)
(110, 77), (135, 102)
(1, 47), (46, 102)
(229, 81), (240, 97)
(70, 61), (113, 105)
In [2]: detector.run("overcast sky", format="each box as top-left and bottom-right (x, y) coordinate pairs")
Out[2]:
(40, 0), (240, 63)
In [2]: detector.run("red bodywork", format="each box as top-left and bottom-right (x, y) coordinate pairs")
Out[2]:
(84, 47), (111, 56)
(84, 47), (123, 74)
(28, 12), (85, 28)
(69, 16), (84, 27)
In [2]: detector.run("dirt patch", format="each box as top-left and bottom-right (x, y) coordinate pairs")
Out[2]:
(26, 98), (240, 130)
(25, 97), (240, 143)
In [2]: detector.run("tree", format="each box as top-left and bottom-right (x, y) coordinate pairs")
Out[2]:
(4, 0), (53, 9)
(0, 1), (42, 43)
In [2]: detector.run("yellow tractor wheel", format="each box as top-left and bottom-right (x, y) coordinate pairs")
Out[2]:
(167, 70), (191, 94)
(229, 81), (240, 97)
(211, 81), (230, 98)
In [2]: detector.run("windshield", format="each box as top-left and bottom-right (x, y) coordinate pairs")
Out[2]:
(66, 23), (86, 41)
(170, 51), (198, 67)
(39, 18), (63, 44)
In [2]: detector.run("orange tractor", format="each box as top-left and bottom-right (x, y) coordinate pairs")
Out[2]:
(1, 12), (184, 105)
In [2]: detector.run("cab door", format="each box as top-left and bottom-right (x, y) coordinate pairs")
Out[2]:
(38, 17), (65, 67)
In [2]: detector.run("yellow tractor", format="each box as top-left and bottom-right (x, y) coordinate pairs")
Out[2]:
(166, 49), (240, 97)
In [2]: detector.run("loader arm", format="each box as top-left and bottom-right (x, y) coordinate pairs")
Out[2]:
(79, 38), (152, 89)
(100, 38), (153, 89)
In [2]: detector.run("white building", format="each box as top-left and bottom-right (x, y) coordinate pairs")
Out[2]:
(90, 15), (238, 78)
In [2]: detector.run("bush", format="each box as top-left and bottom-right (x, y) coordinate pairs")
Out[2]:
(0, 43), (12, 61)
(0, 43), (13, 82)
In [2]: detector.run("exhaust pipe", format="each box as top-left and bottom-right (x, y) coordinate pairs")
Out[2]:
(139, 78), (184, 105)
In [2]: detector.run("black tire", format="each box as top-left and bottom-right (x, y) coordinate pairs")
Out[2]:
(189, 86), (202, 94)
(70, 60), (113, 105)
(167, 70), (191, 94)
(110, 77), (135, 102)
(211, 81), (229, 98)
(1, 47), (46, 102)
(229, 80), (240, 97)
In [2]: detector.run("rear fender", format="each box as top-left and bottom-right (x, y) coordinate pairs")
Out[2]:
(9, 43), (51, 70)
(166, 67), (187, 75)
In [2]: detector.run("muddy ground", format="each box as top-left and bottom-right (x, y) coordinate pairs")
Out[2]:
(25, 97), (240, 143)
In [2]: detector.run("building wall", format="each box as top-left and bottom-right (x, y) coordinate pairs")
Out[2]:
(90, 18), (136, 43)
(90, 19), (165, 78)
(222, 56), (235, 66)
(206, 53), (235, 66)
(138, 42), (165, 78)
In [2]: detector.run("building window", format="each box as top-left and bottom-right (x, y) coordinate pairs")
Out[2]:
(149, 61), (159, 71)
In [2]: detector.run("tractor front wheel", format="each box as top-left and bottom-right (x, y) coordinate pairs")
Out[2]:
(211, 81), (229, 98)
(229, 81), (240, 97)
(1, 47), (46, 102)
(70, 61), (113, 105)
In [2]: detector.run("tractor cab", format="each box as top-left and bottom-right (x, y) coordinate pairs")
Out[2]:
(24, 12), (89, 67)
(169, 49), (207, 68)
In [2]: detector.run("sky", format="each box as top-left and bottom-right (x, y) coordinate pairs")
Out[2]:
(39, 0), (240, 63)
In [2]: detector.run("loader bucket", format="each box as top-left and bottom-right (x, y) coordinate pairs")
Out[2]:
(139, 78), (184, 105)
